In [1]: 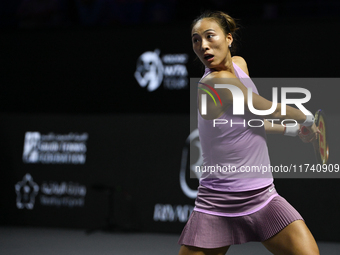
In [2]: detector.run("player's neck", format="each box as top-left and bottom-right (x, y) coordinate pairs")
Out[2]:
(213, 55), (234, 74)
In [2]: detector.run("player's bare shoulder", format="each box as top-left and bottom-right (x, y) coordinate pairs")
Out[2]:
(199, 70), (235, 89)
(232, 56), (249, 76)
(211, 70), (236, 79)
(199, 68), (245, 108)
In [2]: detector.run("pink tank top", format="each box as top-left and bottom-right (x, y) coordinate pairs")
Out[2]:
(197, 62), (273, 192)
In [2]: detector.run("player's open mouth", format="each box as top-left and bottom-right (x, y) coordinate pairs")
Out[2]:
(204, 54), (214, 62)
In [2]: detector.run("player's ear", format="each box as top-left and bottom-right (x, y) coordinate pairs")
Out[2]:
(226, 33), (233, 46)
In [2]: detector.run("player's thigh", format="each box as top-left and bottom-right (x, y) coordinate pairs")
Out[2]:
(178, 245), (230, 255)
(261, 220), (319, 255)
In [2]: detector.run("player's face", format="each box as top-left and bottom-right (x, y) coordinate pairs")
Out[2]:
(191, 18), (232, 70)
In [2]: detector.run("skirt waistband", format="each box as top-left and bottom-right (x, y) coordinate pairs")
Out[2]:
(194, 183), (278, 217)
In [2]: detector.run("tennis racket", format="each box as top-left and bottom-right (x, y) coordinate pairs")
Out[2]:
(300, 109), (329, 164)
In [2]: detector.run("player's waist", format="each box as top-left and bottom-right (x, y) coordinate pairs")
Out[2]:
(194, 181), (277, 217)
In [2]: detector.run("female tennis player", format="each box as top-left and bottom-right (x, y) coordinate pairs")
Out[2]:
(178, 11), (320, 255)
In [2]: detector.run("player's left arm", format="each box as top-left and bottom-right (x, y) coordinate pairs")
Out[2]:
(233, 56), (308, 137)
(234, 57), (297, 136)
(263, 120), (285, 134)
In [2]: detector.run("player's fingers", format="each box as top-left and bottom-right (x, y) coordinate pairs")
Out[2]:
(307, 133), (318, 143)
(299, 133), (310, 143)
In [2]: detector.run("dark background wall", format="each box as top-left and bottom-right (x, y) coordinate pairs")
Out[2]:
(0, 0), (339, 242)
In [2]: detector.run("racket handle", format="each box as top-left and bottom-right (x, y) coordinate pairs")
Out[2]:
(300, 126), (310, 135)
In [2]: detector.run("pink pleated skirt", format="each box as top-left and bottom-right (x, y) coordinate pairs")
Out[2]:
(178, 186), (304, 249)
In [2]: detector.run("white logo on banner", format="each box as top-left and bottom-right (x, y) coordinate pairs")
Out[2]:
(135, 49), (164, 92)
(179, 129), (203, 199)
(153, 204), (194, 222)
(15, 174), (87, 209)
(22, 132), (88, 164)
(135, 49), (188, 91)
(152, 130), (200, 223)
(15, 173), (39, 209)
(22, 132), (41, 163)
(40, 182), (87, 207)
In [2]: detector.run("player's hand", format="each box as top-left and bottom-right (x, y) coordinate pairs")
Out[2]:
(298, 123), (320, 143)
